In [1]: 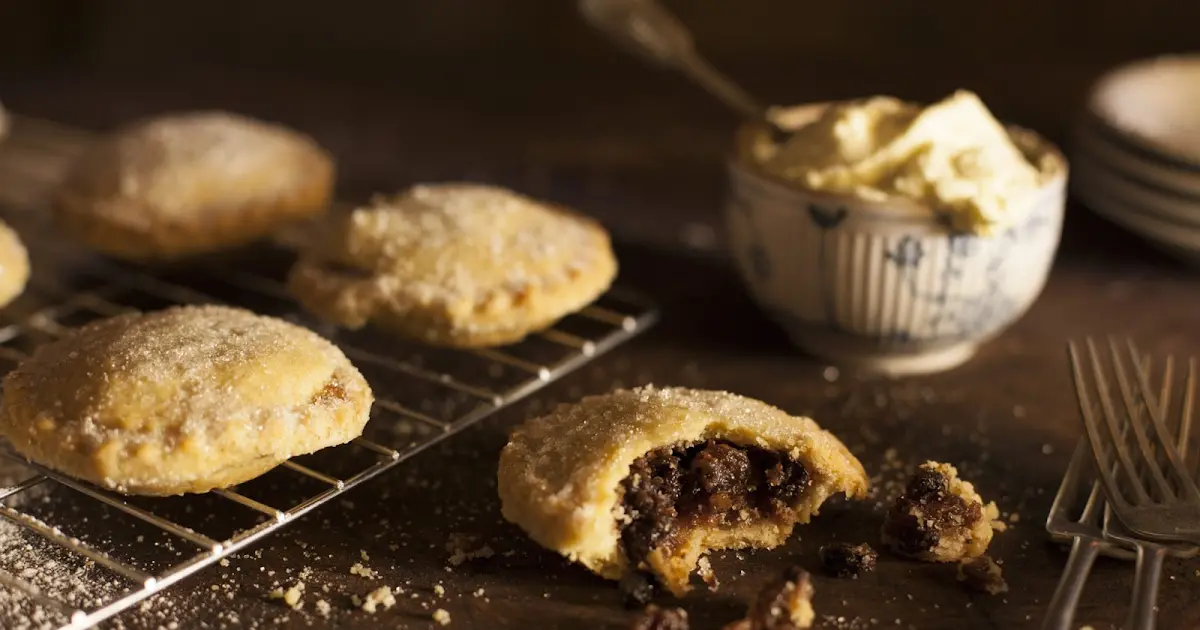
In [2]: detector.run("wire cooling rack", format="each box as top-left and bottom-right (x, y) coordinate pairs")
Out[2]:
(0, 115), (658, 629)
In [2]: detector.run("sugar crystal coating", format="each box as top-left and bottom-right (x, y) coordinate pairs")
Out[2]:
(0, 305), (372, 495)
(287, 182), (617, 347)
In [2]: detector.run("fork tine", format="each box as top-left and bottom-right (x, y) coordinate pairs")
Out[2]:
(1086, 337), (1150, 505)
(1070, 339), (1137, 509)
(1111, 338), (1176, 499)
(1182, 357), (1200, 485)
(1125, 339), (1200, 503)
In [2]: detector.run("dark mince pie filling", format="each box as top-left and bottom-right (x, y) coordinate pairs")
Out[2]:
(618, 440), (812, 568)
(883, 465), (982, 555)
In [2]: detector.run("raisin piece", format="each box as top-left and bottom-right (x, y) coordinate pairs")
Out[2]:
(690, 442), (752, 495)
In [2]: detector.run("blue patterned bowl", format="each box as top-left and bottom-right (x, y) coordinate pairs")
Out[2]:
(725, 105), (1068, 376)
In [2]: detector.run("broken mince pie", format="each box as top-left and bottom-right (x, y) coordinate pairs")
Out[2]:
(497, 386), (869, 596)
(882, 461), (1001, 562)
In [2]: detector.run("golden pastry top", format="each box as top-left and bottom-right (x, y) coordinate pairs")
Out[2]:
(1, 305), (372, 494)
(756, 90), (1053, 235)
(0, 219), (29, 307)
(311, 183), (614, 314)
(58, 110), (332, 221)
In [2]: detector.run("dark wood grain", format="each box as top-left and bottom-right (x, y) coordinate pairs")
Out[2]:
(1, 54), (1199, 630)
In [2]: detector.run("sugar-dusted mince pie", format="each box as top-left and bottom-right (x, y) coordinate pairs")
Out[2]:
(882, 461), (1001, 562)
(287, 183), (618, 348)
(497, 386), (869, 596)
(0, 219), (29, 308)
(0, 305), (372, 496)
(54, 111), (334, 261)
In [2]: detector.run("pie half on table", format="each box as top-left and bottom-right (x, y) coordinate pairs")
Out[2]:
(497, 386), (869, 596)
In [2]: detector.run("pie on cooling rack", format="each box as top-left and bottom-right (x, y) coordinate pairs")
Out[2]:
(286, 183), (618, 348)
(496, 386), (869, 596)
(53, 111), (334, 262)
(0, 305), (373, 496)
(0, 219), (29, 309)
(882, 461), (1001, 562)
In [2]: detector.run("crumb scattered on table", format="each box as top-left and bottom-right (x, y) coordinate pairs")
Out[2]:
(349, 562), (377, 579)
(268, 581), (305, 610)
(356, 586), (395, 613)
(748, 566), (814, 629)
(630, 604), (689, 630)
(819, 542), (878, 578)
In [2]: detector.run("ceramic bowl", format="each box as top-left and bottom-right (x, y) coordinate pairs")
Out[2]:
(725, 103), (1068, 376)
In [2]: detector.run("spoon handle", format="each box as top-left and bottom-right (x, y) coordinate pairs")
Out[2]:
(578, 0), (766, 120)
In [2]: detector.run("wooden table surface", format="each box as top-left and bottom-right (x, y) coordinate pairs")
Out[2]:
(2, 70), (1199, 630)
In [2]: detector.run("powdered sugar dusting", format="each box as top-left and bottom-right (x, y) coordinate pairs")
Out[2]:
(342, 183), (608, 307)
(67, 111), (325, 221)
(1, 304), (371, 494)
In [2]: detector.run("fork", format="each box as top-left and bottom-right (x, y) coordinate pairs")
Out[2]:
(1045, 354), (1152, 630)
(1069, 337), (1200, 545)
(1042, 438), (1119, 630)
(1097, 352), (1197, 630)
(1047, 351), (1198, 630)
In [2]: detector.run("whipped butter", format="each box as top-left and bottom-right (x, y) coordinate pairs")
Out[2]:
(757, 90), (1044, 235)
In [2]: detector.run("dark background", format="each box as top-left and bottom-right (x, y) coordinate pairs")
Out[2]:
(3, 0), (1199, 248)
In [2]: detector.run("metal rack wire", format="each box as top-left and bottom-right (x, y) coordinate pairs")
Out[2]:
(0, 115), (658, 629)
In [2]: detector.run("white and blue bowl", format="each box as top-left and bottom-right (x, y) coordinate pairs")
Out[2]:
(725, 103), (1069, 376)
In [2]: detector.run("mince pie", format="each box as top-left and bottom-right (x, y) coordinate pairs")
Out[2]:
(497, 386), (868, 596)
(287, 183), (617, 348)
(0, 305), (372, 495)
(54, 111), (334, 261)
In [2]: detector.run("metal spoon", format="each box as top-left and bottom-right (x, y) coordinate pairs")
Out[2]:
(578, 0), (790, 142)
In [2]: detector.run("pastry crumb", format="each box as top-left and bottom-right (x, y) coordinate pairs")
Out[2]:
(314, 599), (331, 618)
(696, 556), (719, 590)
(357, 586), (395, 613)
(433, 608), (452, 626)
(749, 566), (814, 629)
(446, 533), (495, 566)
(269, 581), (305, 610)
(349, 562), (377, 579)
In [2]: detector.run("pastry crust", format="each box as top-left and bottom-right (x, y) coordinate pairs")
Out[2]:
(0, 220), (29, 309)
(53, 110), (334, 261)
(0, 305), (373, 496)
(497, 386), (869, 595)
(286, 183), (617, 348)
(882, 461), (1000, 562)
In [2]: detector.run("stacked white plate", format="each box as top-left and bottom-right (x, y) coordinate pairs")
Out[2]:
(1070, 54), (1200, 264)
